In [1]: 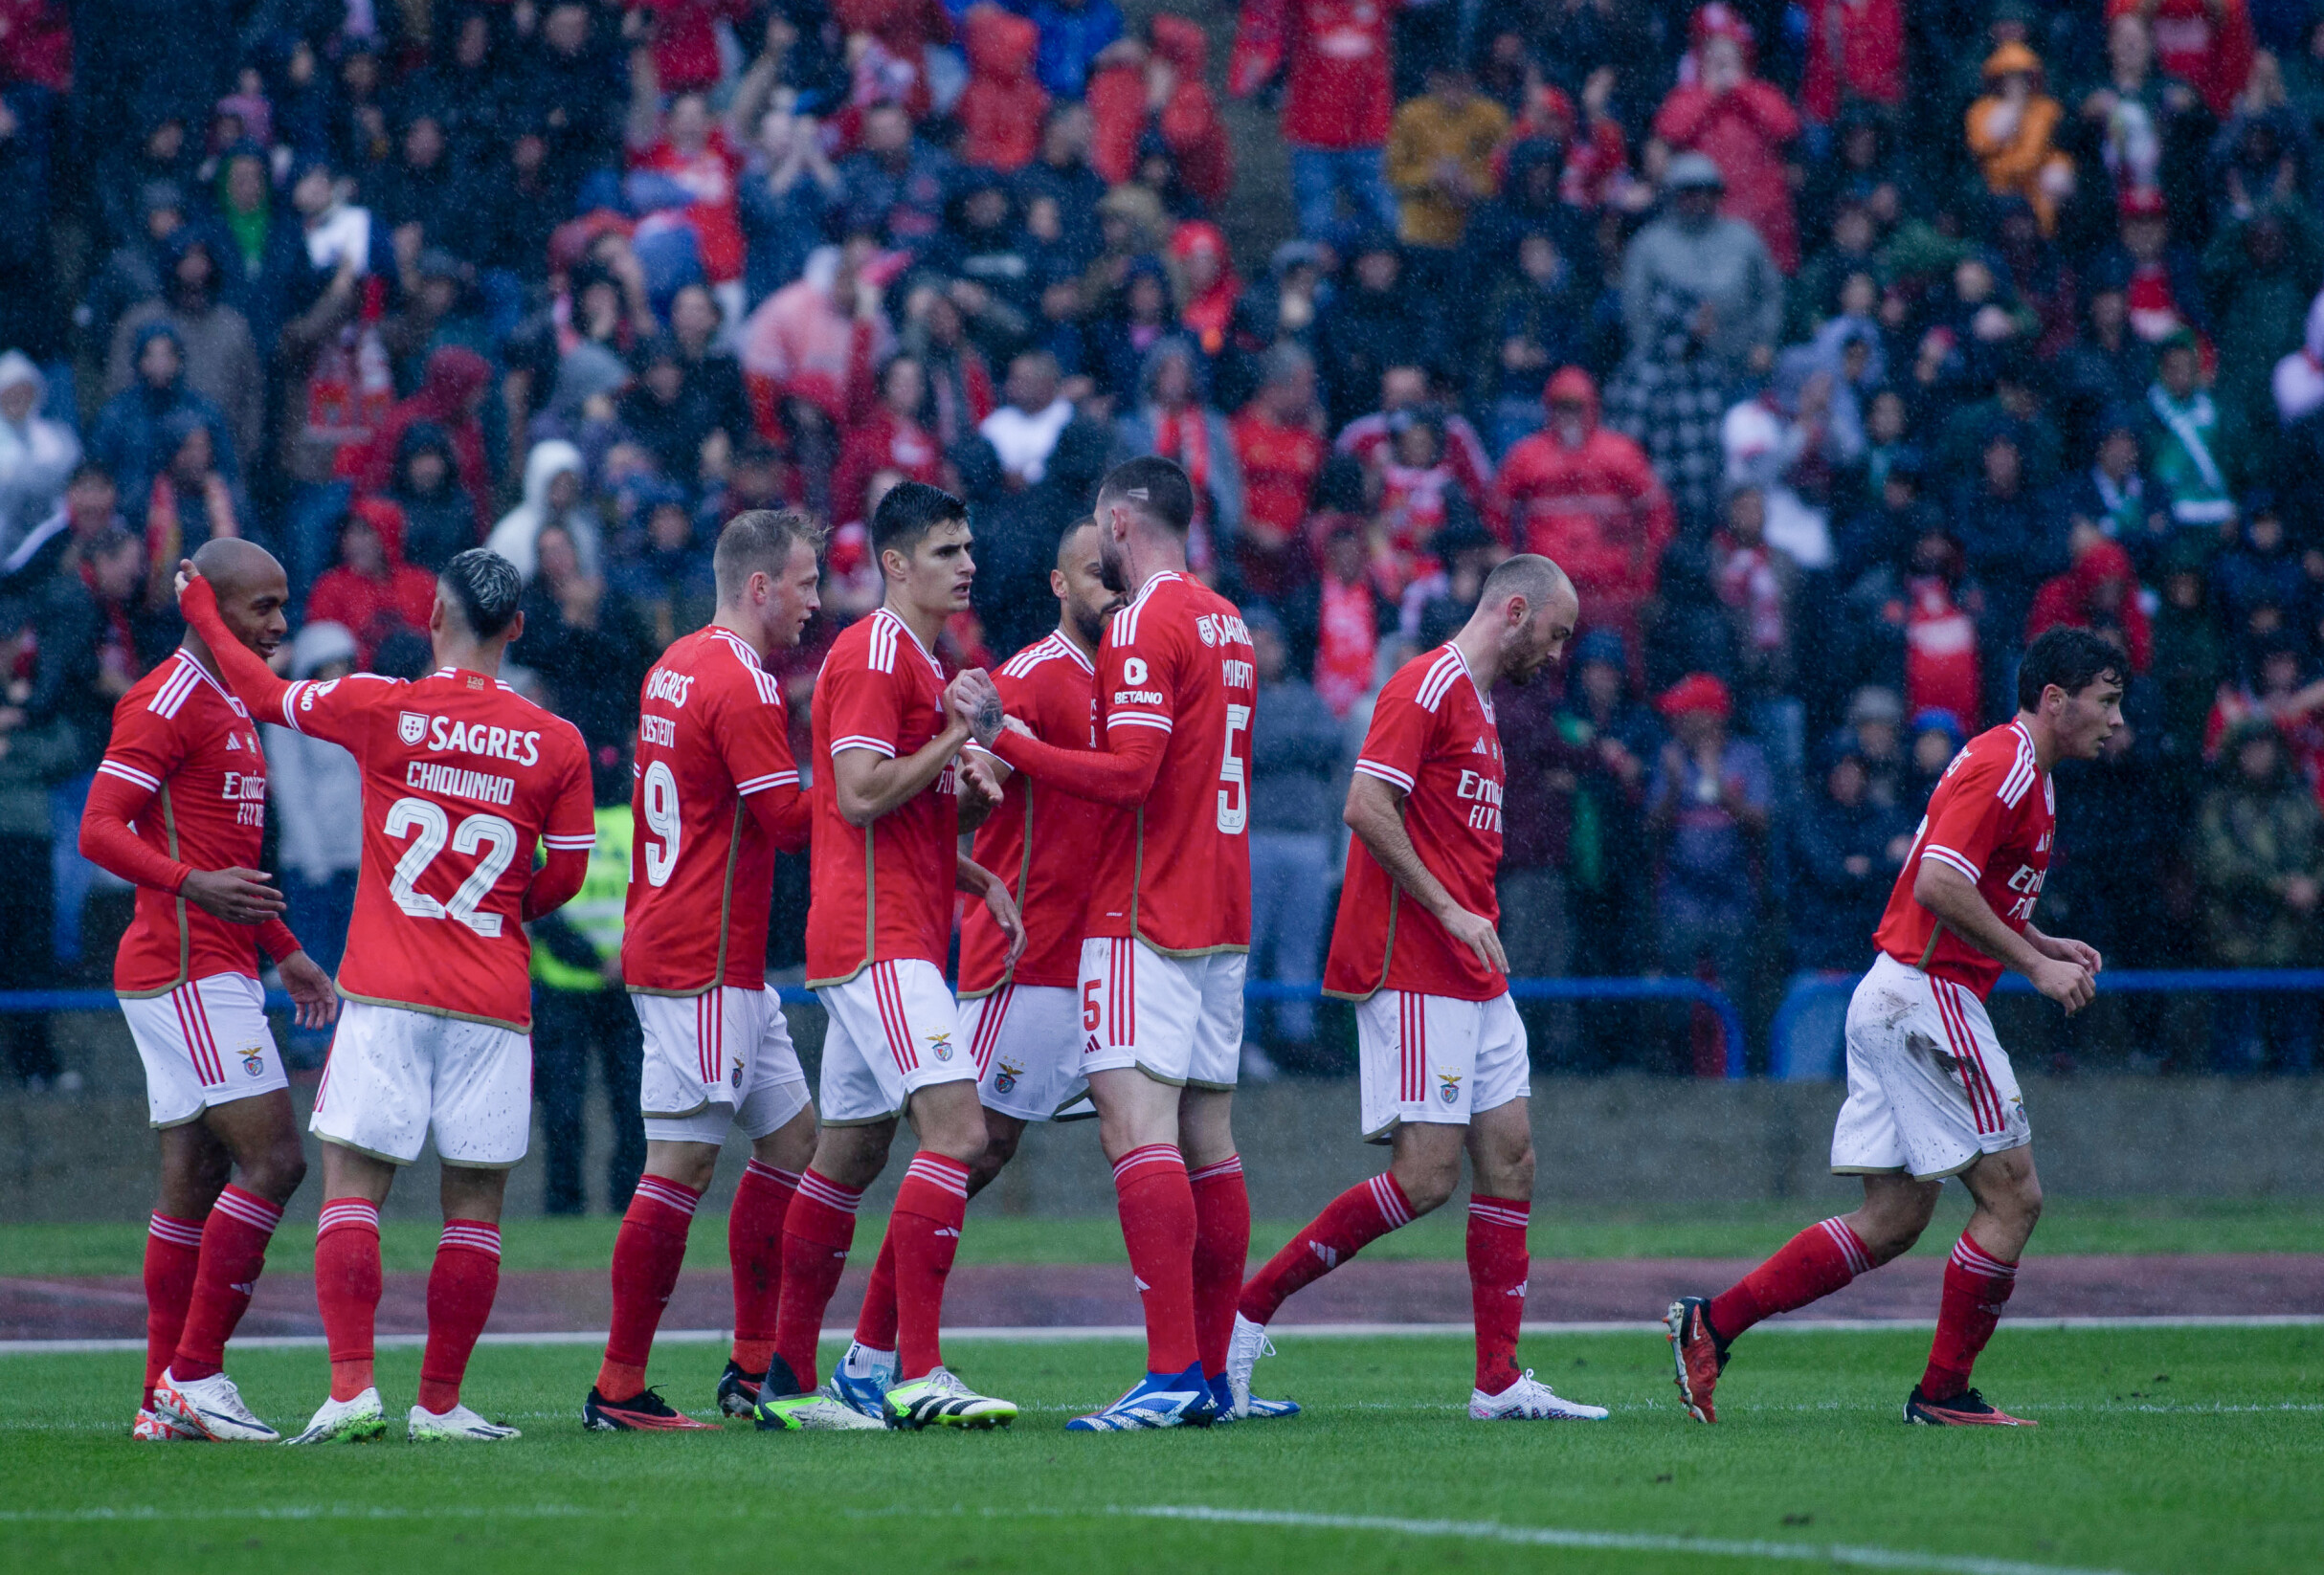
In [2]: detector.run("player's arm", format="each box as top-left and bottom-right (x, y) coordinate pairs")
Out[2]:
(175, 573), (294, 718)
(827, 668), (986, 828)
(1343, 770), (1507, 975)
(79, 728), (288, 923)
(1912, 859), (2093, 1012)
(957, 850), (1026, 965)
(525, 747), (597, 920)
(2019, 921), (2102, 976)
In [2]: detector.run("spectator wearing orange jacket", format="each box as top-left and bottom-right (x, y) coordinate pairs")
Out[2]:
(956, 5), (1048, 174)
(1089, 15), (1232, 210)
(1493, 366), (1675, 664)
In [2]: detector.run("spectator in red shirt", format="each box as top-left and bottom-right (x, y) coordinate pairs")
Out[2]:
(303, 498), (438, 671)
(956, 4), (1048, 174)
(1089, 14), (1233, 210)
(1230, 344), (1327, 599)
(2111, 0), (2255, 118)
(626, 64), (748, 317)
(834, 353), (946, 531)
(1231, 0), (1400, 239)
(1799, 0), (1906, 127)
(1493, 366), (1675, 666)
(1652, 7), (1803, 272)
(647, 0), (757, 95)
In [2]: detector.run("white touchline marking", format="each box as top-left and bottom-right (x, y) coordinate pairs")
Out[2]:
(4, 1315), (2315, 1356)
(0, 1505), (596, 1524)
(1106, 1505), (2136, 1575)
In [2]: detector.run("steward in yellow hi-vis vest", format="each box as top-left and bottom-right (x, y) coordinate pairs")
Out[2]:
(532, 798), (646, 1212)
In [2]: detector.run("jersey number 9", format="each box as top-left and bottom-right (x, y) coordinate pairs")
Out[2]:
(640, 760), (681, 887)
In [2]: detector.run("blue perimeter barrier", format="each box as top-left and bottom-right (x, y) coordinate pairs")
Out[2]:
(0, 976), (1754, 1080)
(1769, 967), (2324, 1078)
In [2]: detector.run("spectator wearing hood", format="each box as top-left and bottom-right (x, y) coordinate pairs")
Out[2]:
(1966, 42), (2076, 235)
(210, 144), (316, 356)
(2212, 498), (2309, 637)
(354, 344), (496, 540)
(2196, 718), (2319, 1070)
(1495, 366), (1673, 663)
(514, 522), (654, 750)
(83, 179), (189, 363)
(489, 438), (605, 584)
(1229, 0), (1399, 240)
(1084, 253), (1180, 402)
(1652, 11), (1801, 273)
(618, 335), (722, 488)
(1620, 153), (1784, 381)
(0, 353), (77, 555)
(384, 421), (480, 574)
(305, 498), (438, 669)
(2203, 199), (2324, 454)
(1799, 0), (1906, 128)
(1229, 343), (1326, 600)
(925, 171), (1041, 361)
(260, 618), (364, 1055)
(956, 5), (1047, 175)
(614, 487), (719, 651)
(835, 352), (946, 535)
(1314, 233), (1441, 431)
(0, 589), (78, 1085)
(1088, 15), (1231, 210)
(2115, 0), (2256, 119)
(89, 322), (240, 508)
(1787, 738), (1916, 977)
(2027, 531), (2154, 676)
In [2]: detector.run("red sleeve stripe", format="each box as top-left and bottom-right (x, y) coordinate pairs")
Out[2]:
(98, 759), (162, 791)
(1352, 760), (1416, 791)
(737, 770), (799, 795)
(1106, 712), (1172, 733)
(1921, 845), (1981, 883)
(831, 733), (898, 758)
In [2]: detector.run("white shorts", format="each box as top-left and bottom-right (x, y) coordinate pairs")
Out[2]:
(122, 973), (286, 1128)
(633, 987), (812, 1144)
(311, 1001), (532, 1168)
(815, 959), (976, 1126)
(1079, 937), (1243, 1091)
(1356, 988), (1530, 1142)
(962, 983), (1087, 1121)
(1832, 953), (2032, 1182)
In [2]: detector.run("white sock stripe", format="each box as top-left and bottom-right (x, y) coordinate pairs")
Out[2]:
(1370, 1175), (1413, 1228)
(438, 1227), (503, 1256)
(744, 1161), (801, 1187)
(1951, 1239), (2017, 1276)
(794, 1172), (863, 1214)
(633, 1178), (701, 1216)
(1187, 1155), (1244, 1183)
(212, 1189), (283, 1231)
(1112, 1144), (1187, 1182)
(1467, 1201), (1528, 1225)
(317, 1201), (380, 1234)
(903, 1155), (972, 1198)
(146, 1214), (207, 1247)
(1819, 1218), (1873, 1276)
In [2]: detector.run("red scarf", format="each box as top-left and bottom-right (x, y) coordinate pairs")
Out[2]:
(1314, 573), (1376, 718)
(1152, 405), (1215, 568)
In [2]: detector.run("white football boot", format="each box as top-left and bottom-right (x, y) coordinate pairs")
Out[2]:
(285, 1387), (389, 1445)
(1469, 1370), (1610, 1421)
(152, 1368), (280, 1442)
(131, 1408), (202, 1442)
(408, 1403), (522, 1442)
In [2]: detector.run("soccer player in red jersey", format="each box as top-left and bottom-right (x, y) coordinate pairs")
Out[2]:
(177, 543), (596, 1444)
(981, 457), (1262, 1429)
(763, 479), (1027, 1431)
(1667, 628), (2126, 1427)
(80, 539), (339, 1443)
(579, 510), (874, 1431)
(1228, 556), (1610, 1424)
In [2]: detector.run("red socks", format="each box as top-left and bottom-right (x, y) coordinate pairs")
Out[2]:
(1709, 1216), (1873, 1342)
(418, 1221), (501, 1414)
(168, 1186), (282, 1383)
(1188, 1155), (1249, 1378)
(1238, 1173), (1413, 1326)
(1921, 1234), (2020, 1400)
(1112, 1143), (1199, 1375)
(853, 1232), (899, 1355)
(596, 1175), (703, 1401)
(315, 1198), (382, 1402)
(729, 1161), (798, 1377)
(887, 1153), (971, 1380)
(772, 1169), (862, 1389)
(142, 1212), (204, 1408)
(1466, 1195), (1530, 1393)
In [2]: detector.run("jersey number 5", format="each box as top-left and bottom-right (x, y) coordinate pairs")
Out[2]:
(384, 796), (519, 937)
(1217, 702), (1250, 834)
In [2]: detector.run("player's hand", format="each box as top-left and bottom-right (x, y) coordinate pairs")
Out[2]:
(182, 866), (286, 924)
(1439, 904), (1508, 975)
(277, 949), (341, 1030)
(947, 670), (1003, 747)
(2049, 937), (2103, 976)
(172, 557), (199, 602)
(1000, 713), (1034, 739)
(983, 876), (1027, 967)
(2029, 956), (2095, 1015)
(958, 751), (1004, 814)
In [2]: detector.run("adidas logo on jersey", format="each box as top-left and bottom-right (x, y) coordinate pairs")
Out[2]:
(226, 734), (241, 750)
(1472, 737), (1486, 754)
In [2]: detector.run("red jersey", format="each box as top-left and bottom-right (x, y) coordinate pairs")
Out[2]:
(1323, 644), (1506, 1002)
(959, 631), (1121, 994)
(993, 571), (1256, 956)
(1874, 719), (2056, 1001)
(631, 130), (746, 283)
(806, 606), (960, 986)
(180, 577), (595, 1032)
(623, 626), (811, 995)
(81, 651), (302, 995)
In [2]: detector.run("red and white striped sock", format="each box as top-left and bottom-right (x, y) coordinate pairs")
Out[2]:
(1466, 1195), (1530, 1393)
(771, 1169), (862, 1390)
(1113, 1143), (1199, 1375)
(1709, 1216), (1873, 1342)
(1238, 1173), (1415, 1327)
(1188, 1154), (1250, 1379)
(418, 1220), (502, 1414)
(315, 1198), (382, 1402)
(889, 1152), (972, 1381)
(596, 1174), (702, 1402)
(142, 1212), (204, 1409)
(169, 1185), (282, 1383)
(728, 1161), (798, 1378)
(1921, 1235), (2020, 1400)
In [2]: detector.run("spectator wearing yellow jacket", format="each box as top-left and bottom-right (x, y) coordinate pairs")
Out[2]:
(1966, 42), (2077, 234)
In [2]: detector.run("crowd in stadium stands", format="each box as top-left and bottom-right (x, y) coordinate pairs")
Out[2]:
(0, 0), (2321, 1089)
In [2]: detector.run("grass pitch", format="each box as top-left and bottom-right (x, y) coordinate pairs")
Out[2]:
(3, 1326), (2318, 1575)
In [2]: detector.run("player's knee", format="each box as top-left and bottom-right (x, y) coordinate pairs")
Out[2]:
(1391, 1158), (1461, 1216)
(243, 1137), (308, 1203)
(981, 1122), (1022, 1172)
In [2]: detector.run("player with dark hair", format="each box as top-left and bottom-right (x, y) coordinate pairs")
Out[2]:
(81, 537), (339, 1443)
(177, 543), (596, 1444)
(1667, 627), (2127, 1427)
(980, 456), (1263, 1429)
(582, 510), (880, 1431)
(1229, 555), (1610, 1424)
(759, 479), (1028, 1431)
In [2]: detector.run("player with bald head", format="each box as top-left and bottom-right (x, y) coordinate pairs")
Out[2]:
(1227, 554), (1611, 1425)
(79, 536), (337, 1442)
(178, 545), (595, 1445)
